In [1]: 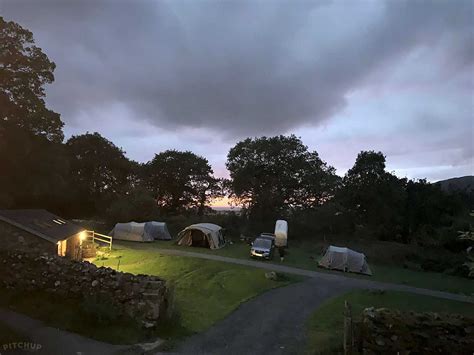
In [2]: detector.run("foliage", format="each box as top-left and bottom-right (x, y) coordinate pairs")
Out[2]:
(66, 132), (134, 216)
(338, 151), (406, 240)
(458, 211), (474, 277)
(0, 125), (70, 210)
(0, 16), (63, 142)
(226, 135), (339, 232)
(0, 17), (69, 211)
(105, 188), (159, 223)
(145, 150), (222, 215)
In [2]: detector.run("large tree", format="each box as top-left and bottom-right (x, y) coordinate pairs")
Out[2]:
(339, 151), (406, 239)
(0, 125), (69, 210)
(226, 135), (339, 229)
(145, 150), (221, 215)
(66, 132), (133, 216)
(0, 17), (63, 142)
(0, 18), (68, 210)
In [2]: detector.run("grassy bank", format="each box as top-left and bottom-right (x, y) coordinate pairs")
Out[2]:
(95, 246), (299, 337)
(120, 239), (474, 295)
(305, 290), (474, 354)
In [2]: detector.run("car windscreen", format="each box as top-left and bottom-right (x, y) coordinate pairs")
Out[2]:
(253, 238), (271, 249)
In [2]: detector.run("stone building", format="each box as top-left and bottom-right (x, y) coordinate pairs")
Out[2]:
(0, 209), (88, 260)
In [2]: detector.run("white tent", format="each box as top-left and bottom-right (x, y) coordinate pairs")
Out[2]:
(176, 223), (225, 249)
(144, 221), (172, 240)
(110, 221), (172, 242)
(318, 246), (372, 275)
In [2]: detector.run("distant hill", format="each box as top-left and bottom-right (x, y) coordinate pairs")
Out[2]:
(436, 176), (474, 194)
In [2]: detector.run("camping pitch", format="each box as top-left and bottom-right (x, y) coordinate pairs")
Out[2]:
(318, 245), (372, 275)
(176, 223), (225, 249)
(110, 221), (172, 242)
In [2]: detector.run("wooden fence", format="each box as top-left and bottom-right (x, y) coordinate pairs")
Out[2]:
(85, 230), (112, 250)
(343, 301), (363, 354)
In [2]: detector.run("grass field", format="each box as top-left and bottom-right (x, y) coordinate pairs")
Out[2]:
(120, 239), (474, 295)
(95, 246), (300, 339)
(305, 290), (474, 354)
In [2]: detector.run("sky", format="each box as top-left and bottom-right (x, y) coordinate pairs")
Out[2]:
(2, 0), (473, 186)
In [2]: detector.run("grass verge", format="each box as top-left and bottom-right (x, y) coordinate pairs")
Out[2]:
(305, 289), (474, 354)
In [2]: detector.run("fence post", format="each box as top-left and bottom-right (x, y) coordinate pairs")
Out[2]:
(344, 300), (353, 355)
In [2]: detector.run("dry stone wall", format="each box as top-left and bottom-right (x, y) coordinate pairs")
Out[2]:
(0, 250), (171, 328)
(360, 307), (474, 354)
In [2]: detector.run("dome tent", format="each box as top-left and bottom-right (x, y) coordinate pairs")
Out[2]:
(110, 221), (172, 242)
(318, 246), (372, 275)
(144, 221), (172, 240)
(176, 223), (225, 249)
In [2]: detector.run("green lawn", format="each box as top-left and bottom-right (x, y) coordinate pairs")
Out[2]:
(95, 246), (299, 336)
(128, 239), (474, 295)
(306, 290), (474, 354)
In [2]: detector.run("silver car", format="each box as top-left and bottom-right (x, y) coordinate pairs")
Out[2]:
(250, 237), (274, 260)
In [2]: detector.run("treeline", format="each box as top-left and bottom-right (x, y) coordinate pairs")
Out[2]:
(0, 17), (471, 248)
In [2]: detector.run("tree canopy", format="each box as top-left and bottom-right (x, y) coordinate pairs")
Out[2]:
(145, 150), (221, 215)
(226, 135), (339, 228)
(0, 16), (63, 142)
(66, 132), (133, 215)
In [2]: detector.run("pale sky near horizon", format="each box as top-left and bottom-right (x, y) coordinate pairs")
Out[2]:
(2, 0), (473, 190)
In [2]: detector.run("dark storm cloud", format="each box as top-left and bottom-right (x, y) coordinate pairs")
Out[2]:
(2, 0), (472, 137)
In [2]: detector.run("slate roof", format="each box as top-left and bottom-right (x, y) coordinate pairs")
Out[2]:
(0, 209), (85, 243)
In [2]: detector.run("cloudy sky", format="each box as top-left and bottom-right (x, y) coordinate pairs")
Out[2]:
(2, 0), (473, 183)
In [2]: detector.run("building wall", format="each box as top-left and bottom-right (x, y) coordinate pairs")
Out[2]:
(65, 233), (82, 261)
(0, 221), (56, 255)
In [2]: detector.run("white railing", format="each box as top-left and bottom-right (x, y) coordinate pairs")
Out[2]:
(86, 230), (112, 250)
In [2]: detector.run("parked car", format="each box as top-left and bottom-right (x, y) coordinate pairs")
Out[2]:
(250, 237), (274, 260)
(259, 233), (276, 245)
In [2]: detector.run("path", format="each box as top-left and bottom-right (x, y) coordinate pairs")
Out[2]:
(132, 247), (474, 304)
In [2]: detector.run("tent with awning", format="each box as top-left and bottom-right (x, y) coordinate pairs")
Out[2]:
(176, 223), (225, 249)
